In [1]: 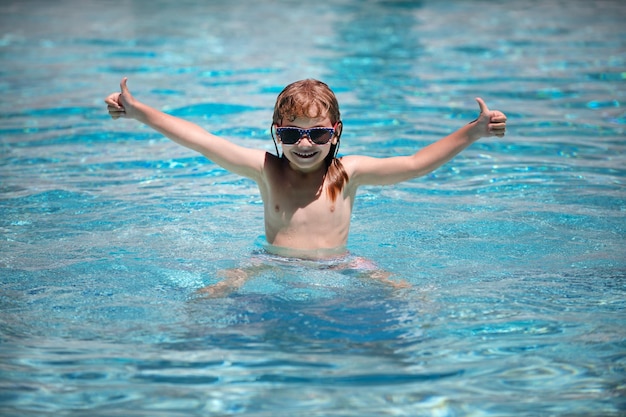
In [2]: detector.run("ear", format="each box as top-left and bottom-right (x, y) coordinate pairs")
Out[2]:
(272, 124), (282, 143)
(270, 124), (282, 156)
(333, 121), (343, 144)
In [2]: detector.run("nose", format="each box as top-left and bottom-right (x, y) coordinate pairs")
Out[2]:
(296, 134), (315, 146)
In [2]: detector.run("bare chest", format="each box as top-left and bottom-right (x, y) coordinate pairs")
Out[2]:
(260, 176), (354, 247)
(267, 182), (348, 225)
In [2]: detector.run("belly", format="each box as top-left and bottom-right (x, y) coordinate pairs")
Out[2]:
(264, 204), (351, 250)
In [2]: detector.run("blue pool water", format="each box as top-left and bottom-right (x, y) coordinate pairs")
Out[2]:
(1, 0), (625, 415)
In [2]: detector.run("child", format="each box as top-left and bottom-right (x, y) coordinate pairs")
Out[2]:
(105, 77), (506, 293)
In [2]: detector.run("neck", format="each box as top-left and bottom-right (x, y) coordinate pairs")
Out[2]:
(282, 155), (328, 178)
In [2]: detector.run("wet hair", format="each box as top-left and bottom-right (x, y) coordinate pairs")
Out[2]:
(271, 79), (348, 202)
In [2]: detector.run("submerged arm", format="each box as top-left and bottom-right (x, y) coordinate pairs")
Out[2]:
(105, 78), (265, 181)
(348, 98), (507, 186)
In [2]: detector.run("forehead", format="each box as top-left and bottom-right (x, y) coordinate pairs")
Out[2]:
(283, 115), (332, 128)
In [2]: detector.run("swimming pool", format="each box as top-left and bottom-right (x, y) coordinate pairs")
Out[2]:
(1, 0), (624, 415)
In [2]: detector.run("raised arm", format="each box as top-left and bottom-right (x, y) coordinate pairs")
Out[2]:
(346, 98), (507, 186)
(104, 78), (266, 181)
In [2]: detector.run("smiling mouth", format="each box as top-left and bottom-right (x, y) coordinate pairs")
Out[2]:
(293, 151), (318, 159)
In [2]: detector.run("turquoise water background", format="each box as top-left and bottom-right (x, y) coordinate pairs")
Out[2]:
(1, 0), (625, 415)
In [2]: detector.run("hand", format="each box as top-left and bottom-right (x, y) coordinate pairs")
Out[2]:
(196, 281), (234, 298)
(196, 268), (249, 298)
(472, 97), (507, 139)
(104, 77), (134, 119)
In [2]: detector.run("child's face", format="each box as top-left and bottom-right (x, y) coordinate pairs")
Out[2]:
(278, 115), (337, 173)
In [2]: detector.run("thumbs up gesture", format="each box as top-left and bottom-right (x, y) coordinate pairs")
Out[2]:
(104, 77), (135, 120)
(473, 97), (507, 139)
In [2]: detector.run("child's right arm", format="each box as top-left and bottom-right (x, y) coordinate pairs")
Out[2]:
(104, 78), (266, 181)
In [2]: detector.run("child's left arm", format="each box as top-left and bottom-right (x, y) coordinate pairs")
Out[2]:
(346, 98), (506, 186)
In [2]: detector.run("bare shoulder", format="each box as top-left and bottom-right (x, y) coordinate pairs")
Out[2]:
(338, 154), (369, 174)
(337, 154), (372, 190)
(339, 154), (381, 180)
(261, 152), (287, 183)
(263, 151), (282, 165)
(341, 153), (416, 187)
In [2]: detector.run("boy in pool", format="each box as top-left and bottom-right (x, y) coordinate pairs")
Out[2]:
(105, 77), (506, 293)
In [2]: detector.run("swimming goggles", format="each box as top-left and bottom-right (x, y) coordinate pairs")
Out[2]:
(275, 126), (335, 145)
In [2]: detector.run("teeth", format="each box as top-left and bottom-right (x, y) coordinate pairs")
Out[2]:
(295, 151), (316, 158)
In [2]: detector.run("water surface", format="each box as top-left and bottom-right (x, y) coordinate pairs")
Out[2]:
(1, 0), (625, 416)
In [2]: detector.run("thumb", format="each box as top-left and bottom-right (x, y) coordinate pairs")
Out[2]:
(120, 77), (130, 94)
(475, 97), (489, 115)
